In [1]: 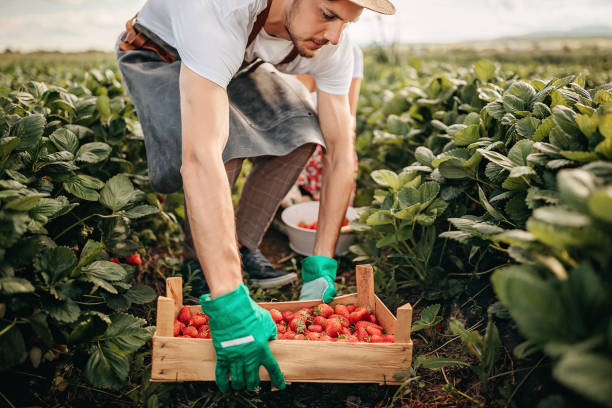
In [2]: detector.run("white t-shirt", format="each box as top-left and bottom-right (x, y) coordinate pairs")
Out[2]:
(137, 0), (354, 95)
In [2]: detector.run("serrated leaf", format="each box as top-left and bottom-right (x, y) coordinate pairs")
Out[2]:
(508, 139), (534, 166)
(49, 128), (79, 154)
(588, 186), (612, 223)
(81, 260), (127, 282)
(75, 142), (112, 164)
(553, 352), (612, 407)
(11, 114), (46, 151)
(371, 170), (400, 191)
(422, 357), (470, 370)
(100, 174), (134, 211)
(63, 174), (105, 201)
(45, 299), (80, 323)
(599, 111), (612, 139)
(0, 277), (35, 294)
(454, 124), (480, 146)
(123, 205), (160, 219)
(414, 146), (434, 167)
(474, 59), (496, 83)
(124, 284), (157, 304)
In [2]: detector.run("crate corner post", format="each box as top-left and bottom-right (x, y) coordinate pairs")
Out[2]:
(355, 264), (375, 311)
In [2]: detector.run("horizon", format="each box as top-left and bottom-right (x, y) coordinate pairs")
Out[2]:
(1, 0), (612, 52)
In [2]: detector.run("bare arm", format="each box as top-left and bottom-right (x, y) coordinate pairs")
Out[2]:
(347, 77), (362, 130)
(179, 64), (242, 298)
(314, 90), (355, 257)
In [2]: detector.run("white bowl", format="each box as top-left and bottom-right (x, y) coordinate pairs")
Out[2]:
(280, 201), (358, 257)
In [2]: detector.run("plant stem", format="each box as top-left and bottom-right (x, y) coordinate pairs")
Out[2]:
(0, 319), (17, 337)
(505, 356), (545, 407)
(0, 391), (15, 408)
(54, 213), (117, 241)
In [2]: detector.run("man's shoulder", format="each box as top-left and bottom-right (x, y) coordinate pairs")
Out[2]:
(212, 0), (267, 19)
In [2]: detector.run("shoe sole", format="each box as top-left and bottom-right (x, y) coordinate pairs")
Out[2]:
(250, 272), (298, 289)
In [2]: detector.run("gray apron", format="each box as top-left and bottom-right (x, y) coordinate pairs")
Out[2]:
(114, 29), (324, 194)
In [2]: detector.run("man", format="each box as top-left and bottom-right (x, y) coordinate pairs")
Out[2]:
(116, 0), (395, 392)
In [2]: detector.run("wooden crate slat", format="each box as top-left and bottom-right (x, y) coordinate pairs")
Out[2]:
(152, 336), (413, 384)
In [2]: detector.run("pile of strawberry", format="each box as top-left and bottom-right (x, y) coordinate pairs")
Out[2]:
(174, 306), (211, 338)
(173, 303), (394, 343)
(271, 303), (394, 343)
(297, 218), (349, 230)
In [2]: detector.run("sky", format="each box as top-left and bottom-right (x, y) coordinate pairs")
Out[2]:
(0, 0), (611, 52)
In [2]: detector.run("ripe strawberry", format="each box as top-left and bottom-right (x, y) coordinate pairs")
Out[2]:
(346, 304), (356, 313)
(384, 334), (395, 343)
(190, 313), (208, 328)
(197, 325), (210, 339)
(336, 335), (349, 342)
(341, 326), (351, 336)
(269, 308), (283, 323)
(355, 327), (369, 341)
(369, 334), (385, 343)
(173, 320), (185, 337)
(126, 253), (142, 266)
(349, 307), (370, 324)
(366, 325), (383, 336)
(178, 306), (192, 325)
(159, 195), (165, 203)
(325, 318), (342, 337)
(294, 334), (306, 340)
(335, 304), (350, 319)
(369, 315), (378, 324)
(297, 309), (314, 324)
(282, 310), (294, 323)
(355, 321), (384, 332)
(306, 331), (321, 341)
(313, 303), (333, 317)
(182, 326), (198, 338)
(276, 323), (287, 334)
(289, 317), (306, 334)
(329, 314), (350, 328)
(308, 324), (323, 333)
(282, 330), (296, 340)
(319, 333), (331, 341)
(313, 316), (328, 327)
(110, 257), (120, 264)
(347, 334), (359, 343)
(342, 218), (349, 227)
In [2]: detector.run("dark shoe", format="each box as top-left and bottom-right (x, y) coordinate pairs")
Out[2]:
(239, 246), (297, 289)
(180, 259), (209, 296)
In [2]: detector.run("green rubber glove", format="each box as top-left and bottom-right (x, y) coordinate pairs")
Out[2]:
(200, 282), (286, 392)
(299, 256), (337, 304)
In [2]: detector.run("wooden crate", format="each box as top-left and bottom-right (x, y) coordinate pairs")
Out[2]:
(151, 264), (413, 385)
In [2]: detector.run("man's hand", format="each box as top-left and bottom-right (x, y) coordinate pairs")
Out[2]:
(200, 283), (286, 391)
(299, 256), (337, 303)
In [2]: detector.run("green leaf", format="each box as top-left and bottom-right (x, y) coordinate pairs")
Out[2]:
(534, 117), (555, 142)
(454, 124), (480, 146)
(371, 170), (400, 191)
(99, 174), (134, 211)
(491, 265), (564, 344)
(100, 313), (153, 353)
(0, 211), (30, 247)
(81, 260), (127, 282)
(49, 128), (79, 154)
(560, 151), (598, 162)
(552, 105), (581, 137)
(393, 204), (421, 220)
(588, 186), (612, 223)
(0, 277), (35, 294)
(4, 193), (45, 211)
(76, 240), (105, 270)
(124, 284), (157, 304)
(366, 210), (394, 226)
(85, 343), (129, 390)
(532, 206), (590, 228)
(576, 112), (599, 138)
(63, 174), (105, 201)
(415, 146), (434, 167)
(553, 351), (612, 408)
(11, 114), (46, 151)
(557, 169), (595, 212)
(0, 325), (25, 370)
(411, 304), (442, 332)
(1, 137), (21, 165)
(123, 205), (160, 219)
(493, 230), (536, 247)
(474, 59), (496, 83)
(478, 185), (506, 221)
(418, 182), (440, 204)
(422, 357), (470, 370)
(508, 139), (534, 166)
(75, 142), (112, 164)
(45, 299), (80, 323)
(599, 111), (612, 139)
(96, 95), (111, 122)
(516, 117), (540, 139)
(40, 246), (77, 282)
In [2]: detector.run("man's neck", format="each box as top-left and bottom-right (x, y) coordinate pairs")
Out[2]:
(263, 0), (291, 40)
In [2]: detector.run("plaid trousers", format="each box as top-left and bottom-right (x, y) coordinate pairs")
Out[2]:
(184, 143), (317, 258)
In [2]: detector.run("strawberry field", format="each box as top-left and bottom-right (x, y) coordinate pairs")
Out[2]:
(1, 43), (612, 407)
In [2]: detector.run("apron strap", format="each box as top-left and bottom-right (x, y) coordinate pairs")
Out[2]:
(247, 0), (299, 66)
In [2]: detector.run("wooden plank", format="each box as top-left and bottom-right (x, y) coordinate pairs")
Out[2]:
(395, 302), (413, 343)
(374, 295), (396, 334)
(166, 277), (183, 317)
(151, 335), (413, 384)
(356, 264), (375, 312)
(156, 296), (175, 337)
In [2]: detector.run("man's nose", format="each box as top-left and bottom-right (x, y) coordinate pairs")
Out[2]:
(323, 20), (345, 45)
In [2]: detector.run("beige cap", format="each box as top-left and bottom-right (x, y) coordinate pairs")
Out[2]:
(348, 0), (396, 15)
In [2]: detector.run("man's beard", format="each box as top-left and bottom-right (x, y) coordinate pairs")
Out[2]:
(284, 0), (328, 58)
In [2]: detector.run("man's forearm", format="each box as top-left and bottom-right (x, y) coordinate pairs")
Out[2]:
(181, 160), (243, 298)
(313, 151), (354, 257)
